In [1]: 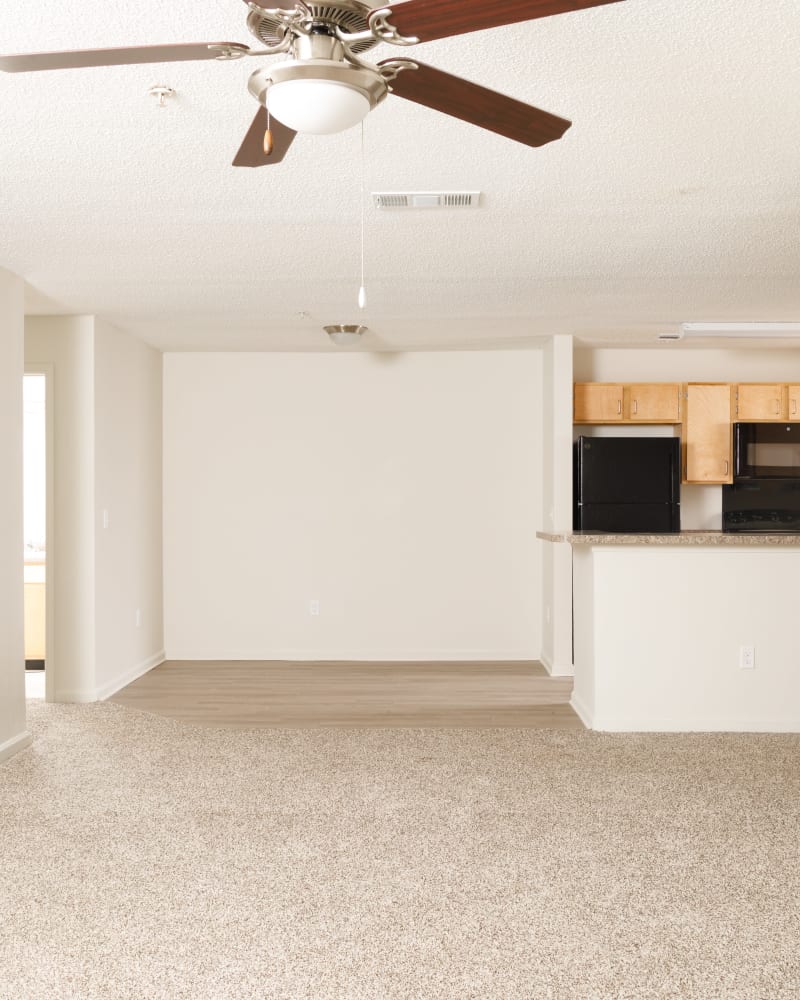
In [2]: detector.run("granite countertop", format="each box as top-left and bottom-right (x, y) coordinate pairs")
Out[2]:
(537, 530), (800, 546)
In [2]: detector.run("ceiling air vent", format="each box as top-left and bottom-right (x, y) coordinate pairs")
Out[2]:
(372, 191), (481, 210)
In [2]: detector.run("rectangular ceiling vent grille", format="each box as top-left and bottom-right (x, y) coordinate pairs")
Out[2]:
(372, 191), (481, 210)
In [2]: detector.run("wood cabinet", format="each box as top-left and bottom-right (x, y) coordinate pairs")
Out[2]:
(627, 383), (681, 423)
(735, 383), (800, 421)
(574, 382), (681, 424)
(790, 386), (800, 420)
(574, 383), (624, 422)
(682, 383), (733, 484)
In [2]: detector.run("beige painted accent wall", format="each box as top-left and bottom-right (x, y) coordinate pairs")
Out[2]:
(0, 268), (29, 761)
(163, 351), (543, 661)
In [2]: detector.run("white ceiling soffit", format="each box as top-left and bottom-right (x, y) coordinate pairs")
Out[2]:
(681, 323), (800, 339)
(2, 0), (800, 352)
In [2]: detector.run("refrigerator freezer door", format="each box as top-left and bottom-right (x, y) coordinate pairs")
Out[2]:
(576, 437), (680, 504)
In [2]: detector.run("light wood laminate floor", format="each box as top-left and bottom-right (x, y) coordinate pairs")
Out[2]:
(111, 660), (582, 729)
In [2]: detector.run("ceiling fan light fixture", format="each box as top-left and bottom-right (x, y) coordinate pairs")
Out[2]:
(253, 61), (388, 136)
(324, 324), (367, 346)
(268, 78), (370, 134)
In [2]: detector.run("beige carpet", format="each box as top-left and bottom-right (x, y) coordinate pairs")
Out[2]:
(1, 701), (798, 1000)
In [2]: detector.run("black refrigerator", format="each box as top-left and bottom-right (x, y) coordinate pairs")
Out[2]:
(573, 436), (681, 532)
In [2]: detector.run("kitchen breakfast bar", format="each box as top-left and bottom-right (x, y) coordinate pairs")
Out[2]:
(538, 531), (800, 733)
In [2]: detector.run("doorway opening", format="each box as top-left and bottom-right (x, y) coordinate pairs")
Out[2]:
(23, 372), (49, 700)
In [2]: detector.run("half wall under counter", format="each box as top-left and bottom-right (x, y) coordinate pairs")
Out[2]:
(538, 530), (800, 732)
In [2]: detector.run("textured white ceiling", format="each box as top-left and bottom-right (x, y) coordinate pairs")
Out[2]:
(1, 0), (799, 351)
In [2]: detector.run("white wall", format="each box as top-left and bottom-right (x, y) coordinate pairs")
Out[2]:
(26, 317), (97, 700)
(0, 269), (30, 761)
(539, 336), (574, 675)
(94, 320), (164, 697)
(164, 351), (542, 661)
(25, 316), (164, 700)
(574, 346), (800, 384)
(572, 544), (800, 731)
(574, 347), (800, 530)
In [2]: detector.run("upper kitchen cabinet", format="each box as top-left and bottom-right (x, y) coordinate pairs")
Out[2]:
(683, 383), (733, 484)
(574, 383), (624, 423)
(574, 383), (681, 424)
(735, 383), (800, 421)
(789, 386), (800, 421)
(626, 383), (682, 423)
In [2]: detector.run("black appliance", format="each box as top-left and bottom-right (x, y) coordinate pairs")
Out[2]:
(733, 422), (800, 479)
(573, 435), (681, 532)
(722, 479), (800, 533)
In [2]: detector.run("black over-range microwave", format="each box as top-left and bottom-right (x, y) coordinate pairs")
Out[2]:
(725, 422), (800, 532)
(733, 422), (800, 479)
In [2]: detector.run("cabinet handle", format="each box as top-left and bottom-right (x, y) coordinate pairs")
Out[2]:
(724, 459), (729, 476)
(617, 399), (622, 415)
(775, 399), (781, 414)
(793, 399), (798, 415)
(632, 399), (638, 415)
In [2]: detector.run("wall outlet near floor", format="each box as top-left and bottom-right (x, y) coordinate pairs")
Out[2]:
(309, 599), (320, 617)
(739, 645), (755, 670)
(135, 609), (141, 628)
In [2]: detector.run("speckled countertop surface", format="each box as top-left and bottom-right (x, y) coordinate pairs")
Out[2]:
(537, 530), (800, 546)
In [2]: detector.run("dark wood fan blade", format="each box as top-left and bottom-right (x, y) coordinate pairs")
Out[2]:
(373, 0), (625, 43)
(0, 42), (250, 73)
(232, 107), (297, 167)
(381, 61), (570, 147)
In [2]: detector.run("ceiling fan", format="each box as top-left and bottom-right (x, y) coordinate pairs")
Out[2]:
(0, 0), (624, 167)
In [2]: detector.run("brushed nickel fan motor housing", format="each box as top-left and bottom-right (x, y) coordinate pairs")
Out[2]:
(246, 1), (380, 55)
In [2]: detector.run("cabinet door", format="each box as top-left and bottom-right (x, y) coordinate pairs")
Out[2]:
(788, 386), (800, 422)
(736, 383), (784, 420)
(683, 383), (733, 484)
(573, 383), (624, 423)
(627, 383), (681, 423)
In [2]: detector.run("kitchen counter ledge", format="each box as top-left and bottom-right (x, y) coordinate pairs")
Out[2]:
(537, 529), (800, 546)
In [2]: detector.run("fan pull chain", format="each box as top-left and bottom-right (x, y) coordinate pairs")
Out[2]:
(358, 121), (366, 309)
(263, 106), (273, 157)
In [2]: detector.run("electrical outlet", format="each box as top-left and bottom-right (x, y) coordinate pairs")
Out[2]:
(135, 609), (141, 628)
(309, 600), (320, 617)
(739, 645), (755, 670)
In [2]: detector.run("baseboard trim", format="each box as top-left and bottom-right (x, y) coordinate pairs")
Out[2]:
(96, 649), (166, 701)
(589, 714), (800, 733)
(0, 730), (33, 764)
(570, 691), (594, 729)
(162, 649), (538, 663)
(540, 651), (574, 678)
(54, 688), (99, 704)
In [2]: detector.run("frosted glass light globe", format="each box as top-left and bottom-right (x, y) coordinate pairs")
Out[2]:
(267, 79), (370, 135)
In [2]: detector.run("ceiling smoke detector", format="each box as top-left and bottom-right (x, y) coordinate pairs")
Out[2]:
(324, 324), (367, 346)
